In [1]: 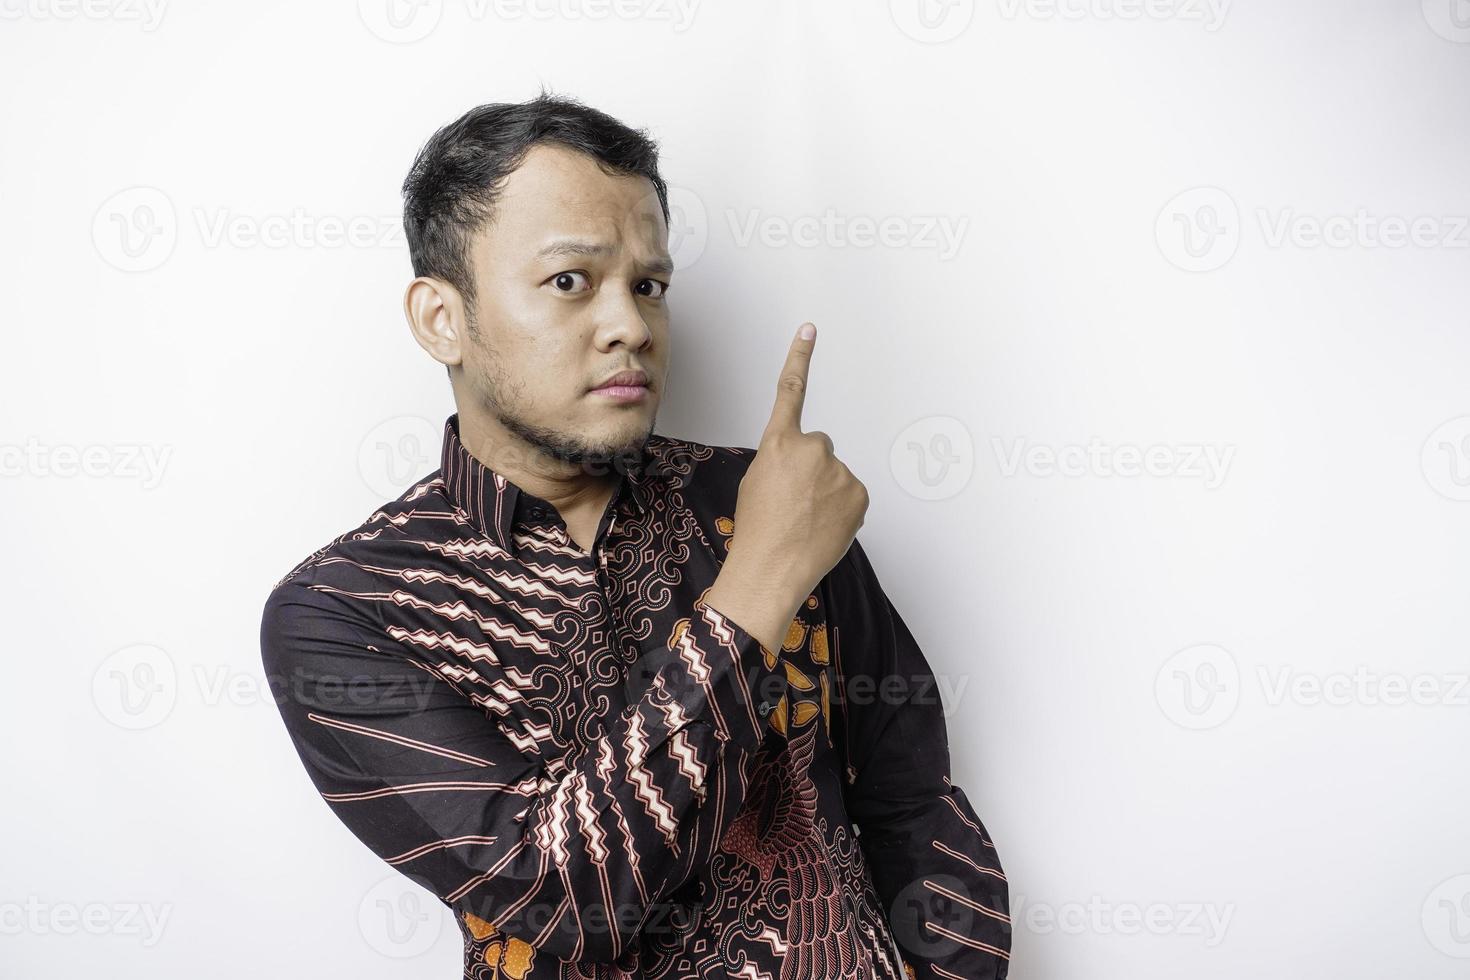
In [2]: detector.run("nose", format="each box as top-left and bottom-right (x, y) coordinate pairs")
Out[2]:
(593, 288), (654, 352)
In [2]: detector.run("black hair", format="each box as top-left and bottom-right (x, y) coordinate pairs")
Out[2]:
(400, 88), (670, 331)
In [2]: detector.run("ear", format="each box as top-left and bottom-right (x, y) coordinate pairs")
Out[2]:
(404, 276), (468, 367)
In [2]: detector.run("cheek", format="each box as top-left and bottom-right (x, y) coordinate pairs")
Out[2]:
(516, 340), (587, 402)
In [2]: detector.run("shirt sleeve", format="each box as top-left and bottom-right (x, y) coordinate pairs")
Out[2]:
(259, 574), (790, 964)
(825, 537), (1012, 978)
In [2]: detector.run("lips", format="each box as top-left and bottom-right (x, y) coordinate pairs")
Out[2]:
(591, 370), (649, 391)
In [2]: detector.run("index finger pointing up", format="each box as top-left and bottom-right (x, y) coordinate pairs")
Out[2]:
(764, 322), (817, 439)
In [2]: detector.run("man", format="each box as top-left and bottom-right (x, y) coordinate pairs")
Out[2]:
(260, 92), (1010, 979)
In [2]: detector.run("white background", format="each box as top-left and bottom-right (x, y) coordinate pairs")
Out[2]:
(4, 1), (1469, 977)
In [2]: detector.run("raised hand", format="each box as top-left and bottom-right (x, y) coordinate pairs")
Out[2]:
(706, 323), (869, 654)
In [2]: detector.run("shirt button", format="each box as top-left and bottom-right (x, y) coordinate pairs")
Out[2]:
(756, 700), (774, 717)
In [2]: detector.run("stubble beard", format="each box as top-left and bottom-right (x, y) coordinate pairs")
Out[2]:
(470, 328), (654, 479)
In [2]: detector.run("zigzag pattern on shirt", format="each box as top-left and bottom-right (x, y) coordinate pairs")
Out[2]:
(597, 737), (650, 905)
(315, 555), (573, 625)
(573, 772), (609, 865)
(625, 711), (680, 850)
(652, 696), (707, 794)
(533, 775), (574, 868)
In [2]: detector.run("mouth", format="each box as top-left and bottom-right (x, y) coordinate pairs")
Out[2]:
(589, 369), (651, 402)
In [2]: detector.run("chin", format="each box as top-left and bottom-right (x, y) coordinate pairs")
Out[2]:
(598, 416), (655, 453)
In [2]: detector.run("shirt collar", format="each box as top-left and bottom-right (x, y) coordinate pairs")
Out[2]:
(438, 413), (653, 554)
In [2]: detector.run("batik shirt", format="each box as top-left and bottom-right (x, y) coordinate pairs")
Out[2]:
(259, 413), (1011, 979)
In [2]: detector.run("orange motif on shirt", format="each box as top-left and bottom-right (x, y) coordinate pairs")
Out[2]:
(462, 911), (535, 978)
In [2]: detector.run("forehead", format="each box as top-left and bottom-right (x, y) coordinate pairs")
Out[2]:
(482, 142), (667, 255)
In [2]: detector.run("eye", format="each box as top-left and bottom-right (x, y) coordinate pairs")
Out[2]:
(549, 271), (592, 293)
(636, 278), (669, 299)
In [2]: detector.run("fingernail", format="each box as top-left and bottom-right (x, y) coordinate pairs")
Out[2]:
(798, 323), (815, 340)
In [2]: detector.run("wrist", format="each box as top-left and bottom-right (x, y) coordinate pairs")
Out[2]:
(707, 555), (804, 657)
(722, 539), (807, 604)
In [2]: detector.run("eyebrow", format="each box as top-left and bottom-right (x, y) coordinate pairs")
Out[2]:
(535, 238), (675, 277)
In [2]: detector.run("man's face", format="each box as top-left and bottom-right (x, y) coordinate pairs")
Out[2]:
(457, 142), (672, 468)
